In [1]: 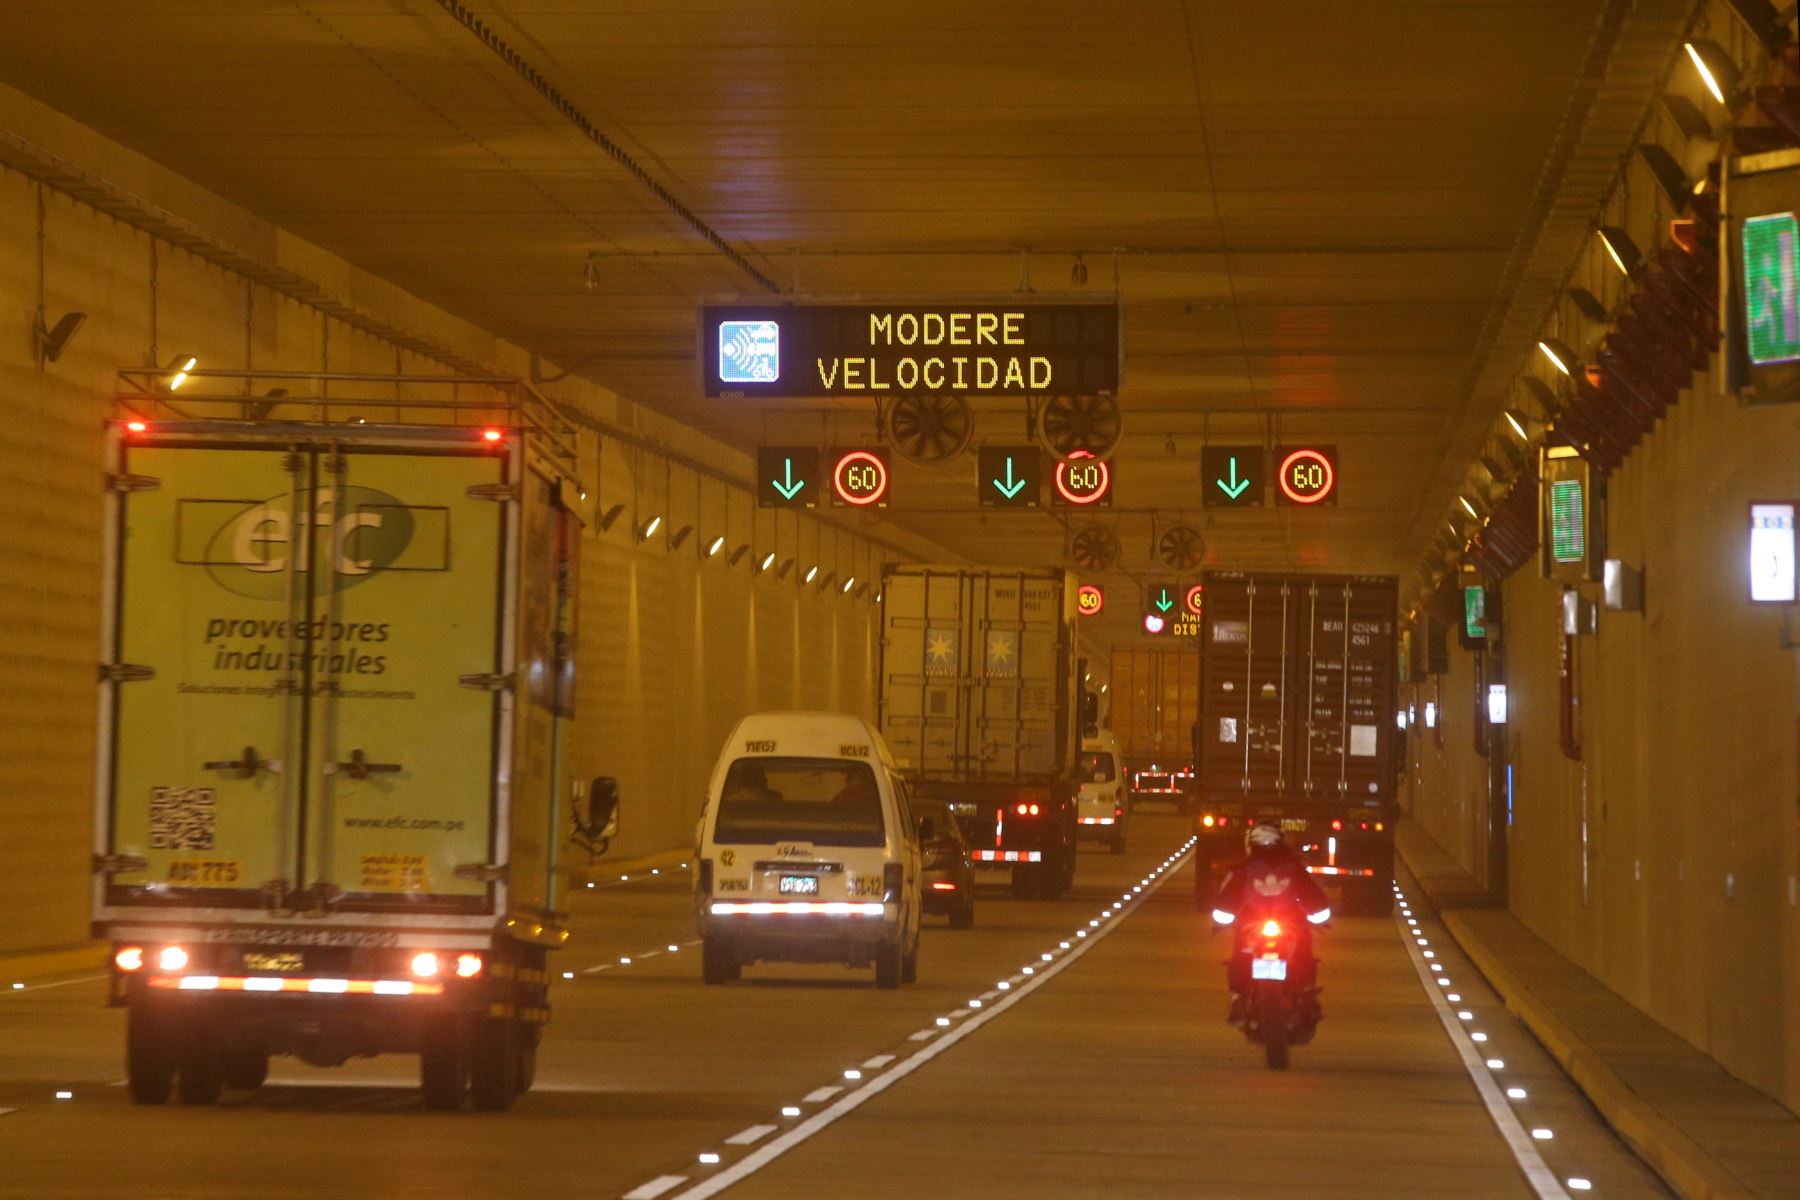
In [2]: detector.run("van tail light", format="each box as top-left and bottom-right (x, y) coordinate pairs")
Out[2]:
(698, 859), (715, 895)
(115, 946), (145, 973)
(883, 863), (904, 902)
(1114, 806), (1123, 818)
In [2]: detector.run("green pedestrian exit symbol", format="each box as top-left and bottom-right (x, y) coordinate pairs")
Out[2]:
(1744, 212), (1800, 365)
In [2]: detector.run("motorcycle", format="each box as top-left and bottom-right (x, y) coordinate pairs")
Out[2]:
(1228, 909), (1324, 1070)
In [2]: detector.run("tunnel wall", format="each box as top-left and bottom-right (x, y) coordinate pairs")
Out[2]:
(1402, 365), (1800, 1111)
(0, 88), (926, 958)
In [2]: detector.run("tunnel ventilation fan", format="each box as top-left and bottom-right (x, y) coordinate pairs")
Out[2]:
(1070, 527), (1121, 572)
(1157, 525), (1206, 571)
(884, 393), (974, 464)
(1036, 393), (1121, 460)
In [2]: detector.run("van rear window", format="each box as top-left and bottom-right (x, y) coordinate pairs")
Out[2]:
(714, 757), (885, 847)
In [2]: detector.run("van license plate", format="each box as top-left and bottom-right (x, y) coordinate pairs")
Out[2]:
(778, 875), (819, 896)
(1252, 956), (1288, 981)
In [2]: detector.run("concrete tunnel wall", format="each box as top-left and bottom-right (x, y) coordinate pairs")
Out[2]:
(1402, 355), (1800, 1112)
(0, 84), (938, 959)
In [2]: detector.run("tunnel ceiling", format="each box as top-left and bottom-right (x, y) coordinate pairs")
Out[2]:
(2, 0), (1643, 636)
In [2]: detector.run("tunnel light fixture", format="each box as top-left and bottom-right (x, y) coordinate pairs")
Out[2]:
(706, 534), (726, 558)
(1566, 286), (1609, 323)
(841, 575), (856, 594)
(1597, 226), (1644, 278)
(1637, 143), (1692, 208)
(820, 570), (837, 590)
(1537, 337), (1577, 377)
(777, 558), (795, 581)
(729, 543), (751, 566)
(1504, 410), (1530, 441)
(669, 524), (694, 551)
(165, 354), (199, 391)
(32, 310), (85, 365)
(638, 515), (662, 541)
(1684, 39), (1738, 105)
(597, 503), (625, 532)
(758, 550), (777, 572)
(804, 565), (819, 584)
(1459, 495), (1480, 520)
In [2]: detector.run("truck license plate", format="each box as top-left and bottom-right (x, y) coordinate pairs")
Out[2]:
(242, 951), (304, 973)
(778, 875), (819, 896)
(1252, 956), (1288, 981)
(1280, 818), (1309, 832)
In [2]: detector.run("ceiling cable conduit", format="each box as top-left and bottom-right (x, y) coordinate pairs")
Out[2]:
(434, 0), (781, 296)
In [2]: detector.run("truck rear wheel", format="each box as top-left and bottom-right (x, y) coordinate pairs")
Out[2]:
(702, 937), (735, 985)
(220, 1048), (269, 1091)
(469, 1017), (519, 1112)
(176, 1027), (222, 1106)
(1009, 866), (1042, 899)
(419, 1014), (468, 1110)
(125, 1004), (175, 1106)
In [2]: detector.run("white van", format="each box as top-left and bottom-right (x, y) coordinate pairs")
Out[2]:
(695, 712), (923, 989)
(1077, 729), (1128, 854)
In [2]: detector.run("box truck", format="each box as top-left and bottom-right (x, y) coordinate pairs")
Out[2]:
(1107, 646), (1201, 811)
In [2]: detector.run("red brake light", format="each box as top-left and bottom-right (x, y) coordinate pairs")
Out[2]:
(1360, 822), (1370, 831)
(1029, 803), (1040, 816)
(156, 945), (189, 972)
(1202, 815), (1215, 827)
(411, 952), (441, 979)
(114, 946), (145, 973)
(482, 428), (503, 443)
(455, 953), (484, 979)
(125, 420), (147, 434)
(1260, 919), (1282, 938)
(1330, 819), (1343, 831)
(1015, 804), (1029, 816)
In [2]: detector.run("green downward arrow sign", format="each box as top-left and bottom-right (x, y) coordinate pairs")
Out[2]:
(772, 457), (805, 500)
(1155, 587), (1174, 612)
(1216, 456), (1250, 499)
(993, 457), (1026, 499)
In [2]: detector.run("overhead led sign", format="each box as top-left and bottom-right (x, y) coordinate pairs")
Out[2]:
(829, 448), (890, 508)
(1201, 445), (1263, 507)
(1052, 450), (1112, 508)
(1273, 445), (1337, 506)
(1183, 582), (1205, 617)
(1750, 501), (1798, 603)
(978, 445), (1041, 508)
(701, 302), (1120, 398)
(1076, 584), (1105, 616)
(756, 446), (820, 509)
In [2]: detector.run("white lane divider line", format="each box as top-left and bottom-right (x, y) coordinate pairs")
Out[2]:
(723, 1125), (777, 1146)
(906, 1029), (937, 1042)
(623, 1176), (688, 1200)
(0, 1108), (16, 1117)
(859, 1054), (895, 1070)
(1394, 892), (1566, 1199)
(665, 842), (1194, 1200)
(581, 964), (615, 975)
(800, 1086), (841, 1104)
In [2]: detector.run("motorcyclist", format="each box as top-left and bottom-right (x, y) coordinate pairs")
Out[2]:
(1210, 818), (1331, 1025)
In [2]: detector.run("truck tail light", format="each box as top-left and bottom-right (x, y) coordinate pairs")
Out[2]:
(115, 946), (145, 973)
(1014, 802), (1041, 816)
(410, 952), (441, 979)
(156, 945), (189, 972)
(1330, 819), (1343, 831)
(455, 954), (484, 979)
(1202, 815), (1215, 827)
(883, 863), (903, 901)
(482, 428), (503, 443)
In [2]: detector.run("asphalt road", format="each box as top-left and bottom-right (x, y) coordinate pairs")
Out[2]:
(0, 813), (1666, 1198)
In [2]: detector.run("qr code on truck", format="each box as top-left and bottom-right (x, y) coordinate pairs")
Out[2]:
(149, 787), (216, 850)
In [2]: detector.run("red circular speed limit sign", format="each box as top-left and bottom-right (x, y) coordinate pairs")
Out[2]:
(1277, 447), (1335, 505)
(1184, 583), (1205, 616)
(1054, 449), (1111, 505)
(831, 449), (889, 506)
(1076, 584), (1105, 616)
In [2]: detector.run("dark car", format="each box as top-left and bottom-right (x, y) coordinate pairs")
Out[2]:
(915, 799), (975, 928)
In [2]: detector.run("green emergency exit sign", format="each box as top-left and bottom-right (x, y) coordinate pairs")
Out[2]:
(1743, 212), (1800, 365)
(1549, 479), (1585, 564)
(1463, 585), (1486, 640)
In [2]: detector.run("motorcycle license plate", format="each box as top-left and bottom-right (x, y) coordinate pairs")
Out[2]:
(1252, 956), (1288, 981)
(778, 875), (820, 896)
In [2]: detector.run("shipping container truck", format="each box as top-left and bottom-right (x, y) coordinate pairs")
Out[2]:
(93, 376), (611, 1111)
(1107, 646), (1201, 812)
(1190, 573), (1400, 916)
(877, 566), (1084, 898)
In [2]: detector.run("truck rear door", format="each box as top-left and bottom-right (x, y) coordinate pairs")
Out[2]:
(1295, 577), (1398, 806)
(1197, 574), (1295, 801)
(100, 434), (508, 916)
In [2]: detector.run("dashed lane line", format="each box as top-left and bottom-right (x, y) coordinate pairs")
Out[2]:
(663, 843), (1195, 1199)
(622, 1175), (688, 1200)
(1394, 888), (1566, 1199)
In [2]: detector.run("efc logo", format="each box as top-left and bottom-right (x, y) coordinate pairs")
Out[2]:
(718, 320), (780, 383)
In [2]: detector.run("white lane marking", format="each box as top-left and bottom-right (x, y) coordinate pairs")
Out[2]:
(667, 843), (1193, 1200)
(623, 1176), (688, 1199)
(582, 964), (615, 975)
(800, 1086), (840, 1103)
(860, 1054), (895, 1069)
(907, 1030), (937, 1042)
(724, 1125), (777, 1146)
(0, 1108), (16, 1117)
(1395, 894), (1566, 1199)
(4, 975), (106, 994)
